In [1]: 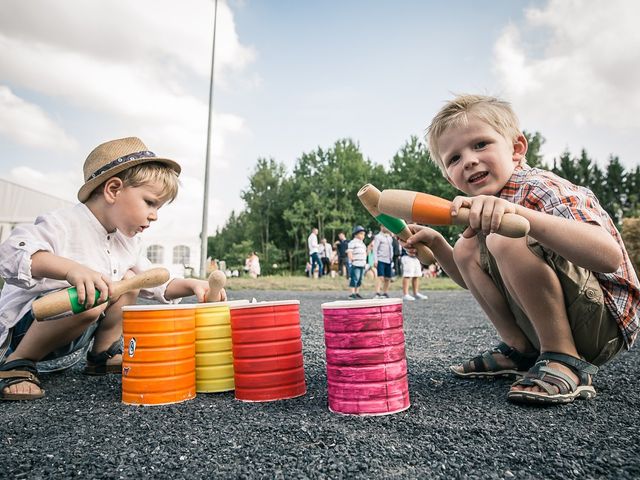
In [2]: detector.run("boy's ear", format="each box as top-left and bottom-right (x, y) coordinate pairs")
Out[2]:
(513, 134), (528, 162)
(104, 177), (124, 204)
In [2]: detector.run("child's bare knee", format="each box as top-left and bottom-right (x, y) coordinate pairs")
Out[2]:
(75, 307), (106, 326)
(453, 236), (480, 267)
(485, 235), (522, 260)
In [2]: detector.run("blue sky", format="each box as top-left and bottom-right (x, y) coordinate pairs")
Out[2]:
(1, 0), (638, 244)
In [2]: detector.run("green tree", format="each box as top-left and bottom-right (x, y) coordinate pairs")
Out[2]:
(601, 155), (626, 225)
(241, 158), (288, 269)
(386, 136), (462, 244)
(523, 131), (547, 168)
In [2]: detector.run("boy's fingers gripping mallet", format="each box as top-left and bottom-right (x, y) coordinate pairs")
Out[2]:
(357, 184), (435, 265)
(206, 270), (227, 302)
(377, 189), (530, 238)
(31, 268), (171, 321)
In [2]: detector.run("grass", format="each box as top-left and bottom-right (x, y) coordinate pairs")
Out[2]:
(0, 275), (460, 293)
(224, 274), (461, 291)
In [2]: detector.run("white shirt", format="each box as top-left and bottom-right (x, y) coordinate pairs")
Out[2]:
(307, 232), (319, 254)
(373, 232), (394, 264)
(0, 203), (175, 346)
(347, 238), (367, 267)
(320, 242), (333, 259)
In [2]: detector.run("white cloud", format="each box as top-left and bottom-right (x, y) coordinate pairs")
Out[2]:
(0, 85), (77, 151)
(0, 0), (257, 238)
(493, 0), (640, 164)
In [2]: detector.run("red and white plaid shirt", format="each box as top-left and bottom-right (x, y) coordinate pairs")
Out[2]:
(499, 165), (640, 349)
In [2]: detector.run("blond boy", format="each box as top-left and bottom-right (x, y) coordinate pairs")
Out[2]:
(0, 137), (225, 400)
(405, 95), (639, 405)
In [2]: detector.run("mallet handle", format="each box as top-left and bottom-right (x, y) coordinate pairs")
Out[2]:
(206, 270), (226, 302)
(378, 189), (530, 238)
(32, 268), (170, 321)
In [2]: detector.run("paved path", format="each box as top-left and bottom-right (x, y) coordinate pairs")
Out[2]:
(2, 289), (639, 479)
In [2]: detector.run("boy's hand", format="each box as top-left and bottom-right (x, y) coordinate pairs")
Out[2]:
(402, 224), (442, 252)
(65, 266), (112, 307)
(451, 195), (518, 238)
(183, 278), (228, 303)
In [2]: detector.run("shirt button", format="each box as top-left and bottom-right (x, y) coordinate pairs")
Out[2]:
(18, 241), (25, 246)
(107, 235), (111, 240)
(106, 250), (110, 255)
(586, 288), (597, 299)
(113, 269), (117, 274)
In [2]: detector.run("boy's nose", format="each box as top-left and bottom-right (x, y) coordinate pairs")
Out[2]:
(463, 154), (479, 168)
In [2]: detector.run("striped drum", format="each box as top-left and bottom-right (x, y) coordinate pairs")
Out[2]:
(321, 298), (410, 415)
(122, 304), (196, 406)
(194, 300), (249, 393)
(230, 300), (306, 402)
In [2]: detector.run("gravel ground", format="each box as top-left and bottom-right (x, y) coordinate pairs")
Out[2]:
(1, 289), (639, 479)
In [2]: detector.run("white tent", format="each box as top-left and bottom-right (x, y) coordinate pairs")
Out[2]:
(0, 178), (74, 243)
(0, 178), (200, 278)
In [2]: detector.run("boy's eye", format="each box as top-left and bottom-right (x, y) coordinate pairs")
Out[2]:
(145, 199), (156, 207)
(447, 155), (460, 166)
(474, 141), (488, 149)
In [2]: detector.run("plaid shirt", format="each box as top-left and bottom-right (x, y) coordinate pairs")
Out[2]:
(499, 165), (640, 349)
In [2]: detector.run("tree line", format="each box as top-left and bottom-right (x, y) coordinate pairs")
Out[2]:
(208, 132), (640, 274)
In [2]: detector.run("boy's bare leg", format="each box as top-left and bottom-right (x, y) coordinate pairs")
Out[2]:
(412, 277), (419, 295)
(89, 287), (139, 363)
(452, 236), (536, 372)
(486, 235), (582, 394)
(402, 277), (410, 296)
(2, 305), (107, 397)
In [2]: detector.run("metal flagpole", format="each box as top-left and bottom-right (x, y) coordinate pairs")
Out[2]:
(200, 0), (219, 278)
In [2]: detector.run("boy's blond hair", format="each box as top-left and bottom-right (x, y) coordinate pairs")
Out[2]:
(426, 94), (523, 174)
(92, 162), (180, 203)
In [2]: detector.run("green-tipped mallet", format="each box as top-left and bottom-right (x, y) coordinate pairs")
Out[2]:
(358, 183), (435, 265)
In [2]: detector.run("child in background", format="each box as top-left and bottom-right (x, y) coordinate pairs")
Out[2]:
(401, 249), (428, 301)
(0, 137), (225, 401)
(347, 225), (367, 299)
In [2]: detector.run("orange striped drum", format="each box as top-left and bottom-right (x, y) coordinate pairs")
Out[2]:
(122, 304), (196, 405)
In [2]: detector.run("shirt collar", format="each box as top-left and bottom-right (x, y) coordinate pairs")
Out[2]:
(76, 203), (113, 237)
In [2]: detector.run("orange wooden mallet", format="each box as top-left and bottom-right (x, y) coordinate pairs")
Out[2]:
(358, 184), (435, 265)
(32, 267), (170, 321)
(378, 189), (530, 238)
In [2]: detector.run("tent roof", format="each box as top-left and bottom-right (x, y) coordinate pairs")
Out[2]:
(0, 178), (74, 223)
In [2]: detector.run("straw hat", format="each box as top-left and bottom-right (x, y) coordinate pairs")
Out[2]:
(77, 137), (181, 202)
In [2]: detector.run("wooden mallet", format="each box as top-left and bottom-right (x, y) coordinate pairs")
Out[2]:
(32, 268), (170, 321)
(206, 270), (227, 302)
(358, 184), (435, 265)
(378, 189), (530, 238)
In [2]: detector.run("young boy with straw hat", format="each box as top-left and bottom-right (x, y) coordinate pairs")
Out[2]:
(0, 137), (225, 400)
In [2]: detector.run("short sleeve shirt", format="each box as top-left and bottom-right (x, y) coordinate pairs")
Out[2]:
(499, 165), (640, 348)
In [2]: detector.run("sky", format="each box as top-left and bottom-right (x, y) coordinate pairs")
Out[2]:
(1, 0), (639, 245)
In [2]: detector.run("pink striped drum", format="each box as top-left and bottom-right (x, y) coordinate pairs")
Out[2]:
(321, 298), (410, 415)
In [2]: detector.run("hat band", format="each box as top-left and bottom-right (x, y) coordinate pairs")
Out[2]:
(87, 150), (156, 181)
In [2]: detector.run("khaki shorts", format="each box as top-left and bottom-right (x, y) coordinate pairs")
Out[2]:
(480, 236), (625, 366)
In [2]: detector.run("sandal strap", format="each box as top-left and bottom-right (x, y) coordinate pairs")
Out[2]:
(87, 340), (123, 365)
(0, 358), (42, 390)
(0, 358), (38, 375)
(537, 351), (598, 384)
(463, 342), (538, 374)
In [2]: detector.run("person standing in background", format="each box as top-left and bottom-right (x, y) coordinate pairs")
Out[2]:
(307, 227), (323, 278)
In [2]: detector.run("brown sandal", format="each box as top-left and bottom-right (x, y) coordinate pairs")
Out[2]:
(83, 340), (122, 376)
(0, 358), (45, 400)
(450, 342), (539, 379)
